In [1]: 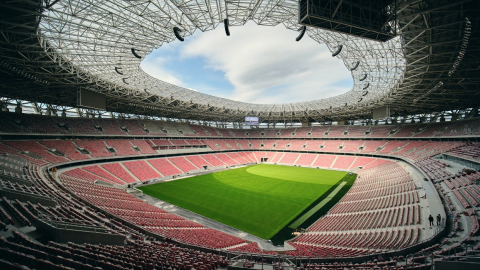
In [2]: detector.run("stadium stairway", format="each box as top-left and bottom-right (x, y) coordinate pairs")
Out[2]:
(120, 163), (142, 183)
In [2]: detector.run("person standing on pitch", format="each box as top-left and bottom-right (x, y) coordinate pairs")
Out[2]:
(436, 214), (441, 226)
(428, 215), (434, 227)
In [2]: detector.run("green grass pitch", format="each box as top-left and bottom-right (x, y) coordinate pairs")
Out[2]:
(138, 164), (348, 239)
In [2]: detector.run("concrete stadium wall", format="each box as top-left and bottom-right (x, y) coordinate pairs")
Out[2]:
(0, 188), (56, 207)
(37, 219), (125, 245)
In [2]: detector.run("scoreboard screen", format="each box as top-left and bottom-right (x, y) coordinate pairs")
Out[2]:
(245, 116), (259, 125)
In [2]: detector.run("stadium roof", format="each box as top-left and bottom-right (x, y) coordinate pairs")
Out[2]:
(0, 0), (479, 123)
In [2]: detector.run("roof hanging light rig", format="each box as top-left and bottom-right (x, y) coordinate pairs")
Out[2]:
(332, 45), (343, 57)
(296, 26), (307, 41)
(173, 27), (184, 42)
(224, 19), (230, 36)
(131, 48), (142, 59)
(350, 61), (360, 71)
(115, 67), (123, 75)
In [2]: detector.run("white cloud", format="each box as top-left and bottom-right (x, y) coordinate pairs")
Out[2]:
(180, 21), (352, 104)
(140, 56), (184, 87)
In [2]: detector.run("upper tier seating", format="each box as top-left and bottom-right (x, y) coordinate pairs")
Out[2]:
(93, 119), (125, 135)
(151, 139), (172, 146)
(280, 128), (295, 138)
(321, 140), (343, 152)
(235, 139), (251, 149)
(342, 140), (364, 152)
(326, 126), (348, 137)
(437, 118), (480, 137)
(130, 139), (157, 154)
(274, 139), (291, 150)
(215, 127), (234, 137)
(57, 117), (101, 134)
(293, 127), (312, 137)
(3, 141), (69, 164)
(224, 139), (241, 149)
(202, 139), (221, 150)
(104, 139), (139, 156)
(310, 126), (329, 137)
(139, 120), (167, 135)
(378, 141), (409, 154)
(248, 139), (263, 149)
(190, 125), (211, 136)
(247, 129), (262, 138)
(1, 112), (480, 139)
(117, 119), (148, 135)
(262, 139), (276, 149)
(170, 139), (190, 146)
(390, 124), (428, 137)
(5, 113), (65, 134)
(361, 140), (387, 153)
(40, 140), (90, 160)
(369, 126), (395, 137)
(304, 140), (324, 151)
(345, 126), (369, 137)
(413, 122), (451, 137)
(75, 140), (114, 158)
(211, 139), (231, 149)
(202, 125), (220, 136)
(0, 143), (49, 166)
(0, 113), (32, 133)
(184, 139), (202, 145)
(289, 139), (307, 150)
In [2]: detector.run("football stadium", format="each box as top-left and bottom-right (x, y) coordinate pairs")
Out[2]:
(0, 0), (480, 269)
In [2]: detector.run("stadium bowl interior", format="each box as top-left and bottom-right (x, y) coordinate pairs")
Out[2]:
(0, 0), (480, 269)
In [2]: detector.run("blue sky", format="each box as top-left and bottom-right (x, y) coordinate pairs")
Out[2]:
(140, 21), (353, 104)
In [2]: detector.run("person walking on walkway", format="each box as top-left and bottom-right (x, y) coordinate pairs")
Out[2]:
(428, 215), (434, 227)
(436, 214), (441, 226)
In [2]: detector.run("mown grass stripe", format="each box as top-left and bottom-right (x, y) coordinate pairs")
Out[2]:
(288, 181), (347, 229)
